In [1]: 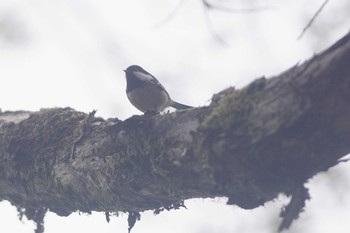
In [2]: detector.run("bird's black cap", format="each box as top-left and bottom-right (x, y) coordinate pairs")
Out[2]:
(124, 65), (149, 92)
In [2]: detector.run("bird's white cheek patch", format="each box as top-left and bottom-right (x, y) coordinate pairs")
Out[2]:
(133, 71), (154, 81)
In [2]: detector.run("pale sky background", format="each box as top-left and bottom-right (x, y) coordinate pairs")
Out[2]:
(0, 0), (350, 233)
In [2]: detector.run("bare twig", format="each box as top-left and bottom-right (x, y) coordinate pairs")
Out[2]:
(154, 0), (186, 28)
(201, 0), (274, 46)
(202, 0), (275, 13)
(297, 0), (330, 40)
(155, 0), (273, 45)
(202, 2), (228, 46)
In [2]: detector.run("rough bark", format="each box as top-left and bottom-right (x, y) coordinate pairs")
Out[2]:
(1, 31), (350, 231)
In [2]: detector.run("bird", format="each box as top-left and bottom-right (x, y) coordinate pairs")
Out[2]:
(124, 65), (193, 114)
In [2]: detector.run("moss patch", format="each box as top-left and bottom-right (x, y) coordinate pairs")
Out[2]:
(203, 77), (267, 132)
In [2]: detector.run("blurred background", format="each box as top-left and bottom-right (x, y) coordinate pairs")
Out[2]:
(0, 0), (350, 232)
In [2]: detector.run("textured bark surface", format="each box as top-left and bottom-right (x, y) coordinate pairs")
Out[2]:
(1, 31), (350, 231)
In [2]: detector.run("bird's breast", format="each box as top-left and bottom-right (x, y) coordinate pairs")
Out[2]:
(127, 85), (170, 113)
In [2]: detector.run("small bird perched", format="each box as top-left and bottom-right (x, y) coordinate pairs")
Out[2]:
(124, 65), (192, 114)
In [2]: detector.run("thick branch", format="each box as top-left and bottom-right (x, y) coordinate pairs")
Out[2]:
(0, 31), (350, 227)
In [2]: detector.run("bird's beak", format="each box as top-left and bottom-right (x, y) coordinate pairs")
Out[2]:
(123, 70), (126, 73)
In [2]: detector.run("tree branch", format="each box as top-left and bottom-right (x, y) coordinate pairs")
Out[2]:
(1, 30), (350, 231)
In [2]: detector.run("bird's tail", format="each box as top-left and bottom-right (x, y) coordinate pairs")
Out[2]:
(170, 100), (193, 110)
